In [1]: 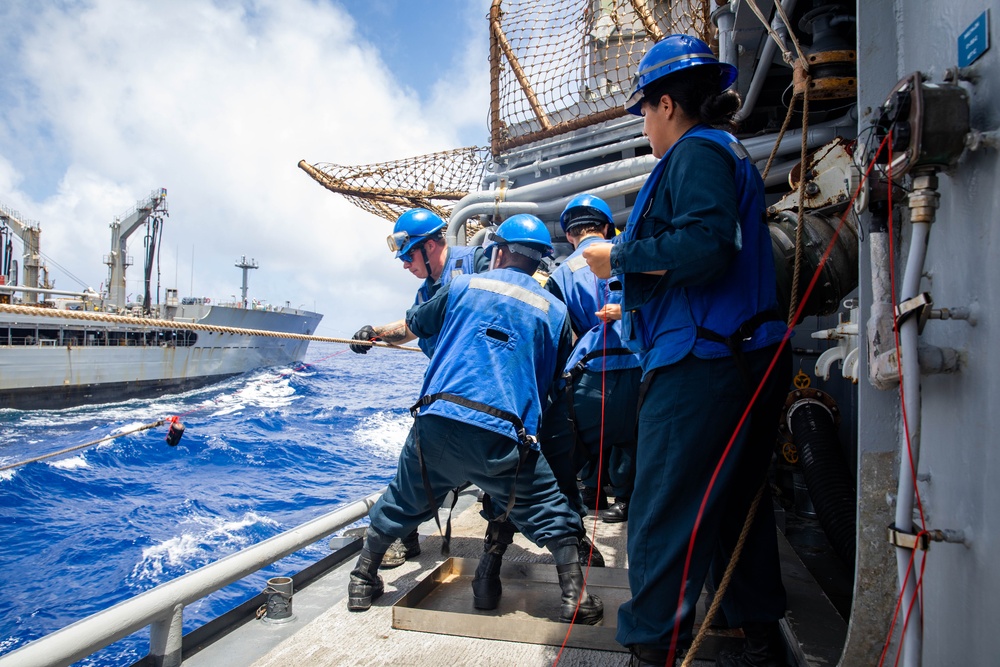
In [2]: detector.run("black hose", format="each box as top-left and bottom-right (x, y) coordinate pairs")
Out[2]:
(790, 402), (857, 566)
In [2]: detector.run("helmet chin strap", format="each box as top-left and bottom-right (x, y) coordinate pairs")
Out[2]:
(419, 245), (434, 280)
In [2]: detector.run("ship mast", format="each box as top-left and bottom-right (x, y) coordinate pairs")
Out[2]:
(105, 188), (168, 312)
(236, 255), (258, 308)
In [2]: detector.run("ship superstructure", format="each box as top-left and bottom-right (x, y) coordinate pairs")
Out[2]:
(0, 189), (322, 410)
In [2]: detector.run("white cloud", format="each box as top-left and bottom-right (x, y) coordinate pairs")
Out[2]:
(0, 0), (492, 335)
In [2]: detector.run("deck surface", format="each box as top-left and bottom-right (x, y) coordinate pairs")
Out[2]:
(184, 486), (843, 667)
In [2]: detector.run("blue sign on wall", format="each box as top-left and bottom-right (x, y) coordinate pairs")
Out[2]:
(959, 9), (990, 68)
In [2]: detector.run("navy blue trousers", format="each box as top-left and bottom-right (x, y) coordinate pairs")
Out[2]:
(574, 367), (640, 498)
(617, 345), (790, 649)
(367, 414), (582, 553)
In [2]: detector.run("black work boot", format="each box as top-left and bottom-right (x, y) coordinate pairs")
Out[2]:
(628, 643), (687, 666)
(602, 497), (629, 523)
(550, 541), (603, 625)
(381, 529), (421, 568)
(347, 548), (385, 612)
(578, 534), (606, 567)
(472, 519), (516, 610)
(716, 621), (789, 667)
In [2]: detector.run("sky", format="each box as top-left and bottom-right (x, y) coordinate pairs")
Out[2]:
(0, 0), (493, 336)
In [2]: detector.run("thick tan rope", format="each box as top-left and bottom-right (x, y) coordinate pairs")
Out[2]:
(0, 303), (422, 352)
(786, 77), (811, 326)
(0, 419), (168, 472)
(681, 483), (767, 667)
(760, 98), (797, 182)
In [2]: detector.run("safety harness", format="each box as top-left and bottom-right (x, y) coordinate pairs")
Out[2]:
(409, 392), (536, 556)
(695, 310), (781, 390)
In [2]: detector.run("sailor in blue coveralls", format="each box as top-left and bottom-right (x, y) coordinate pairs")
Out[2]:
(346, 215), (603, 625)
(543, 194), (641, 525)
(583, 35), (792, 666)
(349, 208), (488, 566)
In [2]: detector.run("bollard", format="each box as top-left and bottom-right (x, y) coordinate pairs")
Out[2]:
(259, 576), (295, 624)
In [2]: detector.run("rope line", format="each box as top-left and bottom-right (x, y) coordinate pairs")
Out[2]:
(0, 419), (168, 473)
(682, 483), (767, 666)
(0, 303), (422, 352)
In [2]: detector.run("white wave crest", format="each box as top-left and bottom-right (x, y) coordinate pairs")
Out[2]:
(48, 455), (89, 470)
(350, 411), (411, 459)
(131, 511), (279, 582)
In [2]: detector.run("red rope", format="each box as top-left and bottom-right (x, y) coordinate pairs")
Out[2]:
(552, 268), (611, 664)
(877, 130), (930, 667)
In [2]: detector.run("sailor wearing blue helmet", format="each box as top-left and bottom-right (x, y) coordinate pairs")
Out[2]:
(350, 207), (488, 359)
(347, 214), (603, 626)
(583, 34), (791, 666)
(348, 207), (488, 567)
(543, 194), (640, 525)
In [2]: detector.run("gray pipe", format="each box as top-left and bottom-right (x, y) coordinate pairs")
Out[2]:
(713, 3), (737, 68)
(483, 135), (652, 185)
(447, 156), (657, 245)
(894, 174), (941, 667)
(450, 174), (650, 246)
(453, 113), (854, 246)
(735, 0), (799, 123)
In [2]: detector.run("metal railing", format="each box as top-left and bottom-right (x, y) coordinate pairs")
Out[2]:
(0, 491), (383, 667)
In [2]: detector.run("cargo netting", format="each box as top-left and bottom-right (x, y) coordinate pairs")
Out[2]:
(299, 0), (712, 223)
(489, 0), (711, 152)
(298, 147), (491, 223)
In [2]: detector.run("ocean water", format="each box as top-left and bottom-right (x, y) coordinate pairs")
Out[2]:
(0, 342), (427, 666)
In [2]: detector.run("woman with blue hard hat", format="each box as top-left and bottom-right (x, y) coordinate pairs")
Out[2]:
(583, 34), (791, 667)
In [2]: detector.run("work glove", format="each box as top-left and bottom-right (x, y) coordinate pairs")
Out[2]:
(350, 325), (380, 354)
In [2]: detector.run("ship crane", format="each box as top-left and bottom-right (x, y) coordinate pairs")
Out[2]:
(0, 202), (49, 305)
(104, 187), (168, 312)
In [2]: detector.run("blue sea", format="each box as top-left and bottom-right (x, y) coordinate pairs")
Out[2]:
(0, 342), (427, 666)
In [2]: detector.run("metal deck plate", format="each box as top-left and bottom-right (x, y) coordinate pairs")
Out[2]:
(392, 557), (744, 658)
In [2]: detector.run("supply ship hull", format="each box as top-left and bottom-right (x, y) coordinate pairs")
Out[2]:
(0, 304), (322, 411)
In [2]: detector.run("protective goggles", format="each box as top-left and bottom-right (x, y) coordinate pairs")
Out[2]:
(386, 231), (426, 263)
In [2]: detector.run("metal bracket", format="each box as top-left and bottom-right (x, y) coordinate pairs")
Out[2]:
(888, 525), (930, 551)
(895, 292), (932, 333)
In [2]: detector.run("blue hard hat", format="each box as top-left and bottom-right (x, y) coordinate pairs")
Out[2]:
(387, 208), (446, 261)
(485, 214), (553, 260)
(559, 194), (613, 233)
(624, 34), (738, 116)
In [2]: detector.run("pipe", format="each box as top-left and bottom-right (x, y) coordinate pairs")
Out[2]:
(447, 157), (656, 245)
(867, 201), (899, 389)
(453, 117), (852, 246)
(0, 284), (99, 299)
(483, 135), (652, 185)
(497, 115), (642, 163)
(713, 3), (737, 69)
(735, 0), (799, 123)
(450, 174), (650, 246)
(788, 401), (856, 566)
(894, 172), (940, 667)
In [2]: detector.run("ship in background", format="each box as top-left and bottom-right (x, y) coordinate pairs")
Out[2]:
(0, 188), (322, 410)
(3, 1), (996, 665)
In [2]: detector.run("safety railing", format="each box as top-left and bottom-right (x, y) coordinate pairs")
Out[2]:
(0, 491), (383, 667)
